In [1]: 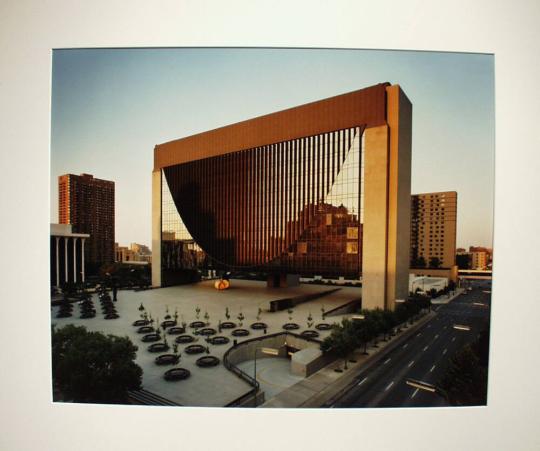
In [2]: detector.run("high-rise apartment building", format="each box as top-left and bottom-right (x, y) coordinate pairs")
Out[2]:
(59, 173), (115, 272)
(410, 191), (457, 269)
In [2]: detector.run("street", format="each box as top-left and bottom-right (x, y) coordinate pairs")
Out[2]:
(329, 281), (491, 408)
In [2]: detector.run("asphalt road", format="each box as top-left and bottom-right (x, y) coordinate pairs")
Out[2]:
(329, 280), (491, 408)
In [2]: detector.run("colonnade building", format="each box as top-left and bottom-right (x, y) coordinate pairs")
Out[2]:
(152, 83), (412, 310)
(50, 224), (89, 287)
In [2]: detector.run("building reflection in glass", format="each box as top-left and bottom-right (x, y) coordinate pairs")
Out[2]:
(161, 126), (364, 284)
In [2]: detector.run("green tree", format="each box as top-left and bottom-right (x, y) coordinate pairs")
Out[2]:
(52, 325), (142, 404)
(456, 253), (471, 269)
(438, 344), (488, 406)
(429, 257), (442, 268)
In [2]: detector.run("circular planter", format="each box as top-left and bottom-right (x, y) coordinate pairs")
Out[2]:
(141, 333), (161, 342)
(250, 322), (268, 330)
(161, 320), (176, 329)
(167, 326), (185, 335)
(137, 326), (154, 334)
(133, 319), (149, 327)
(220, 321), (236, 329)
(155, 354), (179, 365)
(105, 313), (119, 320)
(315, 323), (332, 331)
(184, 344), (206, 355)
(56, 311), (72, 318)
(282, 323), (300, 330)
(80, 311), (96, 319)
(210, 336), (230, 345)
(148, 342), (170, 353)
(231, 328), (250, 337)
(164, 368), (190, 381)
(196, 356), (220, 367)
(189, 321), (206, 329)
(301, 330), (320, 338)
(175, 335), (195, 344)
(199, 328), (217, 336)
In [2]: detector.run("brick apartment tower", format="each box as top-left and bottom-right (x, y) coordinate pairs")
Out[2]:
(410, 191), (457, 269)
(59, 173), (115, 273)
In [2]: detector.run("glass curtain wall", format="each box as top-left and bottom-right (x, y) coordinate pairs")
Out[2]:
(161, 126), (364, 282)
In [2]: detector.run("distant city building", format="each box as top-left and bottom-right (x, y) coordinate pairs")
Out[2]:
(115, 242), (152, 263)
(130, 243), (151, 256)
(470, 249), (488, 270)
(59, 173), (115, 272)
(50, 223), (90, 287)
(410, 191), (457, 269)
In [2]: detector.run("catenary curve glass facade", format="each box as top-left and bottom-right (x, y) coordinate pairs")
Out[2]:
(161, 127), (365, 284)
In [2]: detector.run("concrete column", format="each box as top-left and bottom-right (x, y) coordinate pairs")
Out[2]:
(385, 85), (412, 310)
(73, 237), (78, 283)
(152, 170), (162, 287)
(362, 125), (389, 310)
(361, 85), (412, 311)
(81, 238), (86, 282)
(55, 236), (60, 287)
(64, 237), (68, 285)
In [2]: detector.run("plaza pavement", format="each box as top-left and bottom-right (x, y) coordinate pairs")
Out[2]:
(51, 279), (360, 407)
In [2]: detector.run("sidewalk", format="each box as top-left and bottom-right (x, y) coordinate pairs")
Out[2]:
(261, 310), (436, 408)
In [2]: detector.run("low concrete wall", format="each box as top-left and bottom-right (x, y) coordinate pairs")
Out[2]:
(409, 266), (458, 283)
(291, 347), (334, 377)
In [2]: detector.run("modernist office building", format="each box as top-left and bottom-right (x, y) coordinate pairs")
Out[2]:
(410, 191), (457, 269)
(59, 173), (115, 272)
(153, 83), (412, 310)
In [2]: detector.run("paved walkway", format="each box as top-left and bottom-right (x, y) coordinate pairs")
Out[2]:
(51, 280), (360, 406)
(236, 358), (303, 400)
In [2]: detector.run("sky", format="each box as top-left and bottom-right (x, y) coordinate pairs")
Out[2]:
(50, 48), (494, 249)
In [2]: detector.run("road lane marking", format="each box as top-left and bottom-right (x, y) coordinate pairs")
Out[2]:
(423, 346), (429, 352)
(443, 348), (448, 355)
(403, 343), (408, 349)
(430, 365), (436, 372)
(427, 324), (431, 328)
(357, 377), (368, 386)
(418, 332), (422, 337)
(383, 358), (391, 365)
(411, 388), (419, 399)
(408, 360), (415, 368)
(452, 337), (456, 342)
(434, 334), (439, 340)
(384, 381), (394, 391)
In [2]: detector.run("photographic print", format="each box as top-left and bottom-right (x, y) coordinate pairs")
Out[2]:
(50, 48), (494, 408)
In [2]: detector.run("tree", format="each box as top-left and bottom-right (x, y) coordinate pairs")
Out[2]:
(321, 321), (356, 370)
(456, 253), (471, 269)
(52, 325), (142, 403)
(429, 257), (442, 268)
(438, 344), (488, 406)
(415, 256), (427, 268)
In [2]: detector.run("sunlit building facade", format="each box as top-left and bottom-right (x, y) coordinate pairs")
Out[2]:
(153, 83), (412, 310)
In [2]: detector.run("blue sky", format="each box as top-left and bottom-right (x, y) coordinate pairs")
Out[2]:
(51, 48), (494, 249)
